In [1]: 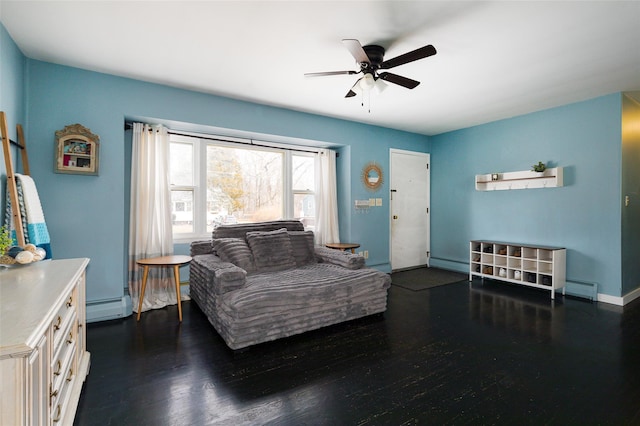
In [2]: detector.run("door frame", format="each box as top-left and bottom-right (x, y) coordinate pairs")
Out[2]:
(389, 148), (431, 271)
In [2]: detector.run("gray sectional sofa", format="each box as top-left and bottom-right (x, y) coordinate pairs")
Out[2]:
(189, 220), (391, 350)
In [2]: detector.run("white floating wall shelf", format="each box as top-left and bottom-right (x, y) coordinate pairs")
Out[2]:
(475, 167), (563, 191)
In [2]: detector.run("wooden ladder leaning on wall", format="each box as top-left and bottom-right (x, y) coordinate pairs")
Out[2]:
(1, 111), (30, 247)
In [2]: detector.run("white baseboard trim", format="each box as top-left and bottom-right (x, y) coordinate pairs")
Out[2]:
(598, 293), (624, 306)
(621, 285), (640, 306)
(86, 295), (132, 323)
(433, 258), (637, 306)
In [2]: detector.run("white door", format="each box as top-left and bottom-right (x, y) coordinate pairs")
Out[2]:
(390, 149), (430, 271)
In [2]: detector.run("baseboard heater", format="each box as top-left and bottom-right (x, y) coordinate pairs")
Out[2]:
(433, 256), (600, 303)
(86, 295), (132, 323)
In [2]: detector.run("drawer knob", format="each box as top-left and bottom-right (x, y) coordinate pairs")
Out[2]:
(66, 367), (74, 382)
(66, 295), (73, 308)
(66, 331), (74, 345)
(53, 316), (62, 331)
(53, 360), (62, 376)
(49, 384), (59, 402)
(52, 404), (62, 423)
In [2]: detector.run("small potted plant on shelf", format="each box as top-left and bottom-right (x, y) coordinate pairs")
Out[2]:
(531, 161), (546, 176)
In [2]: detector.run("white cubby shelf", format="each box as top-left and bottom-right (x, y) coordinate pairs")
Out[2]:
(469, 240), (566, 299)
(475, 167), (563, 191)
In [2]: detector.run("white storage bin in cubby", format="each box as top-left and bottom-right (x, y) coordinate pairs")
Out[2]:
(469, 241), (566, 299)
(507, 269), (522, 281)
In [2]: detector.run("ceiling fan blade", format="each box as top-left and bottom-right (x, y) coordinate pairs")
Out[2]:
(378, 72), (420, 89)
(304, 70), (358, 77)
(342, 39), (370, 64)
(380, 45), (437, 69)
(345, 77), (362, 98)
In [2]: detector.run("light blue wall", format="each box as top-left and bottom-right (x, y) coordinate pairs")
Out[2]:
(21, 57), (428, 317)
(0, 23), (26, 215)
(4, 21), (632, 310)
(430, 94), (624, 298)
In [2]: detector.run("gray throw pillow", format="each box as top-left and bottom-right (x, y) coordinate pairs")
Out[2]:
(288, 230), (317, 266)
(212, 238), (256, 273)
(246, 228), (296, 272)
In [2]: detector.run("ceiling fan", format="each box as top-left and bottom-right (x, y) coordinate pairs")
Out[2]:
(305, 39), (437, 98)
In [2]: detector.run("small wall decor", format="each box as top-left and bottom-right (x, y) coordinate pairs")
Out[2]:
(475, 167), (563, 191)
(55, 123), (100, 175)
(362, 161), (383, 191)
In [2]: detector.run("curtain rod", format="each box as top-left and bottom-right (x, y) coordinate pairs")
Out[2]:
(124, 122), (329, 155)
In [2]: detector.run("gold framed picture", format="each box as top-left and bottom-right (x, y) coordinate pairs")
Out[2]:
(54, 124), (100, 175)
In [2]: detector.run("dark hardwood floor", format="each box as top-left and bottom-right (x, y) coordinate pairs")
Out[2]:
(74, 278), (640, 425)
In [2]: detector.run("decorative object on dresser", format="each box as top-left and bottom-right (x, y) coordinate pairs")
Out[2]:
(54, 123), (100, 175)
(1, 111), (53, 260)
(469, 241), (566, 299)
(0, 258), (91, 425)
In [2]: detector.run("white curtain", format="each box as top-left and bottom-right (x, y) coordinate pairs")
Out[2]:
(315, 148), (340, 245)
(128, 123), (183, 314)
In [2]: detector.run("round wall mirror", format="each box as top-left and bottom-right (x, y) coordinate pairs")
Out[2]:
(362, 162), (383, 191)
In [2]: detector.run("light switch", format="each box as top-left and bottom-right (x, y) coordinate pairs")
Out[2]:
(369, 198), (375, 206)
(375, 198), (382, 206)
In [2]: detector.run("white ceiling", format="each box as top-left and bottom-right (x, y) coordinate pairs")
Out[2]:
(1, 1), (639, 136)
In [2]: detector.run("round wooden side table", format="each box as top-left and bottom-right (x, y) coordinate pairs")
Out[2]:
(136, 255), (192, 322)
(325, 242), (361, 254)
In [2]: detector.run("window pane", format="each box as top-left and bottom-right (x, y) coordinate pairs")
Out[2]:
(170, 142), (193, 186)
(292, 155), (315, 191)
(206, 145), (283, 229)
(294, 193), (315, 231)
(171, 190), (193, 234)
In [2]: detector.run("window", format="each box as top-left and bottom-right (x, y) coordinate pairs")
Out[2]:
(292, 154), (316, 230)
(169, 142), (194, 234)
(169, 134), (316, 239)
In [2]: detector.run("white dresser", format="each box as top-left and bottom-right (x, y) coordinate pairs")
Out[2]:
(1, 258), (91, 425)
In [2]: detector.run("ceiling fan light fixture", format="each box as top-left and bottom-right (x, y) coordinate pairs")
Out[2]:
(374, 79), (388, 95)
(359, 73), (376, 91)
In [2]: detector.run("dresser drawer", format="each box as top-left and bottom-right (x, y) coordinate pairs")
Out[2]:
(51, 314), (77, 392)
(50, 344), (77, 425)
(51, 287), (78, 350)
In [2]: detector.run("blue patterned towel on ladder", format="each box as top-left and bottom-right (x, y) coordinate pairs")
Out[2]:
(4, 173), (52, 259)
